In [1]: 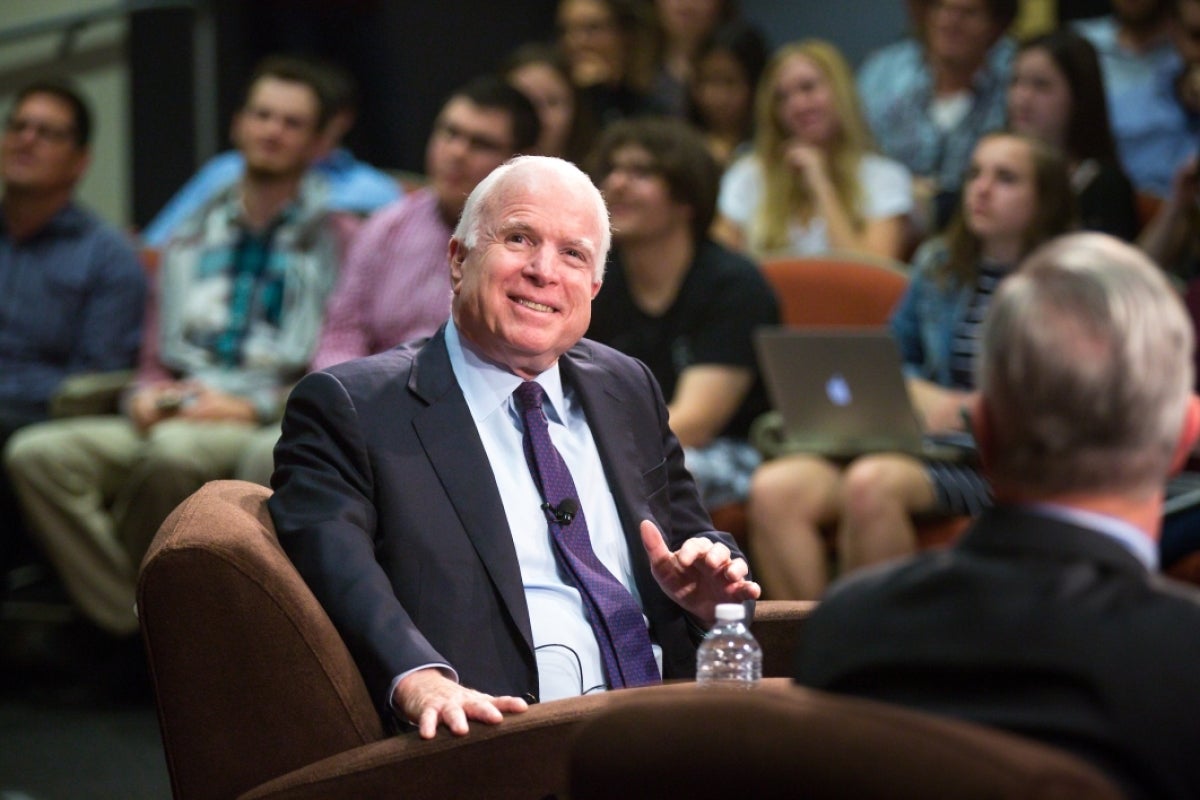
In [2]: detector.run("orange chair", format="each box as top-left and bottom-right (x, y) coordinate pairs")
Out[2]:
(759, 254), (909, 328)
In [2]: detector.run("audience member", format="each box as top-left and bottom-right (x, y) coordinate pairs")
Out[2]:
(0, 81), (145, 578)
(684, 20), (768, 170)
(649, 0), (734, 116)
(1075, 0), (1195, 197)
(269, 155), (759, 736)
(1137, 0), (1200, 275)
(1175, 0), (1200, 113)
(795, 232), (1200, 800)
(556, 0), (663, 127)
(858, 0), (1017, 234)
(501, 43), (597, 163)
(714, 40), (913, 261)
(748, 132), (1074, 600)
(585, 118), (779, 510)
(857, 0), (933, 95)
(4, 56), (345, 638)
(1007, 30), (1139, 239)
(141, 55), (399, 247)
(311, 76), (538, 371)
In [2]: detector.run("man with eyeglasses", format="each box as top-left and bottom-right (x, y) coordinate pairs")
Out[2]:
(309, 75), (539, 372)
(5, 57), (346, 642)
(0, 80), (145, 587)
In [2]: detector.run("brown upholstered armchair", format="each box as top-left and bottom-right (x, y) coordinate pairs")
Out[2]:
(568, 681), (1125, 799)
(137, 479), (813, 799)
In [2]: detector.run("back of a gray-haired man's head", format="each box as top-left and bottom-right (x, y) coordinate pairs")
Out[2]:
(452, 155), (611, 281)
(979, 232), (1194, 496)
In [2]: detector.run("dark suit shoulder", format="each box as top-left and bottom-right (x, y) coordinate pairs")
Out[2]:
(564, 337), (659, 389)
(320, 340), (423, 386)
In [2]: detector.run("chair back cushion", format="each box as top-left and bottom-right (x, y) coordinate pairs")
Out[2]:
(569, 683), (1124, 799)
(138, 480), (384, 800)
(762, 256), (908, 328)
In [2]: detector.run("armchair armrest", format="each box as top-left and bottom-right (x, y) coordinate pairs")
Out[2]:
(238, 680), (796, 800)
(49, 369), (134, 418)
(751, 599), (817, 678)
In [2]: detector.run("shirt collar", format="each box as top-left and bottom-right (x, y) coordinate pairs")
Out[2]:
(219, 183), (302, 232)
(445, 318), (567, 426)
(1020, 502), (1158, 570)
(0, 201), (87, 240)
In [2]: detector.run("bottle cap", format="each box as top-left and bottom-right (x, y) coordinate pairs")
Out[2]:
(714, 603), (745, 622)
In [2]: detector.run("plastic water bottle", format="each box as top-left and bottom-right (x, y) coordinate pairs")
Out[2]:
(696, 603), (762, 688)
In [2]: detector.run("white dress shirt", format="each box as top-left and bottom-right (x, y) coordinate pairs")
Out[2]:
(444, 320), (662, 701)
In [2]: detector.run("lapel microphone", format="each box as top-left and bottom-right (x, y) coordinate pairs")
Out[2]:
(542, 497), (579, 526)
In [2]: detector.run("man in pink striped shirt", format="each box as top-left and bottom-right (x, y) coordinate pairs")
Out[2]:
(311, 76), (540, 370)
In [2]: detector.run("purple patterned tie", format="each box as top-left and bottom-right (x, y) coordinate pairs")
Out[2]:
(513, 380), (661, 689)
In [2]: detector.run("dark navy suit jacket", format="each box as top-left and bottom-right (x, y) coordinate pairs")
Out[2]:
(795, 506), (1200, 800)
(270, 326), (738, 715)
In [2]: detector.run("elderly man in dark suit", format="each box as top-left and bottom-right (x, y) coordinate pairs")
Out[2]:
(269, 155), (759, 739)
(795, 232), (1200, 800)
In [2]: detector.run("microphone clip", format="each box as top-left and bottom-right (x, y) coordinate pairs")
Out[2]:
(541, 499), (578, 526)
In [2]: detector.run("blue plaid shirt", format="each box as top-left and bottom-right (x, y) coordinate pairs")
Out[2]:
(148, 176), (338, 421)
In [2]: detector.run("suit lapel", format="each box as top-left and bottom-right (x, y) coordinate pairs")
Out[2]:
(409, 330), (535, 652)
(560, 343), (645, 537)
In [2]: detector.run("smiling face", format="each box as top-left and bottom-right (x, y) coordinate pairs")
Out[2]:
(1007, 47), (1072, 148)
(450, 168), (605, 378)
(963, 135), (1038, 257)
(773, 53), (839, 146)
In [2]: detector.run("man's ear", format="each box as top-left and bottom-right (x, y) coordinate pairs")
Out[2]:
(448, 238), (466, 292)
(229, 112), (244, 151)
(68, 147), (92, 185)
(1169, 395), (1200, 474)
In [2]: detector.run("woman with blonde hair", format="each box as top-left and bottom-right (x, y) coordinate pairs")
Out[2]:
(714, 39), (912, 260)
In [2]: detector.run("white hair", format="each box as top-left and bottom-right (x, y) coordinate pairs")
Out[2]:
(452, 155), (611, 281)
(979, 232), (1194, 495)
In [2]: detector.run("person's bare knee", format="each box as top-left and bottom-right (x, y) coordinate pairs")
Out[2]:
(748, 455), (840, 528)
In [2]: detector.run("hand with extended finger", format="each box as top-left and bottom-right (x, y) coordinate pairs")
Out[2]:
(639, 520), (761, 628)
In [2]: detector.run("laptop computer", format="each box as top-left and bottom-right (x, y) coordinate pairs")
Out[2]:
(753, 327), (973, 462)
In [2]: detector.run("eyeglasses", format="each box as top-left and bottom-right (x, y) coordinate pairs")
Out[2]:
(432, 120), (509, 155)
(4, 116), (77, 145)
(604, 161), (661, 181)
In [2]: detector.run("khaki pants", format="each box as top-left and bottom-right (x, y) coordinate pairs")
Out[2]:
(233, 422), (282, 488)
(5, 416), (259, 635)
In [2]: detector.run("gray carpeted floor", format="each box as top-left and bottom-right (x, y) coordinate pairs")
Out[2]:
(0, 589), (170, 800)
